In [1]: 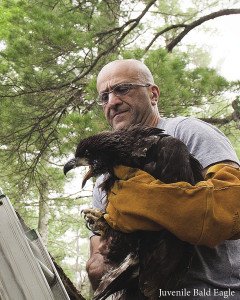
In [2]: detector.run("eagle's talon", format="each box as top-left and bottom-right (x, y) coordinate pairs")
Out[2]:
(82, 208), (106, 235)
(82, 208), (104, 218)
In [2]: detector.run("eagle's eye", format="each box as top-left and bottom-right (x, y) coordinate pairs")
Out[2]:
(76, 157), (89, 166)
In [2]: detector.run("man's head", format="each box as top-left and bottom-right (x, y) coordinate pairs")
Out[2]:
(97, 59), (160, 130)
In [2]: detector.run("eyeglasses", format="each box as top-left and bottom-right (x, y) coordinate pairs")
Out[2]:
(97, 83), (151, 106)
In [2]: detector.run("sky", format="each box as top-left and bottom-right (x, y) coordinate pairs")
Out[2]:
(182, 14), (240, 81)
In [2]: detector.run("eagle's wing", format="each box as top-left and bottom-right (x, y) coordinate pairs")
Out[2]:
(93, 253), (140, 300)
(138, 231), (193, 298)
(130, 127), (166, 158)
(153, 136), (203, 184)
(131, 134), (159, 158)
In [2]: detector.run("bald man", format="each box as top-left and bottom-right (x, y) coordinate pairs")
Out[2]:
(97, 59), (160, 130)
(86, 59), (240, 298)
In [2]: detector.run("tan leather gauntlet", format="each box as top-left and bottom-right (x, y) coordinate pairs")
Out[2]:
(104, 164), (240, 247)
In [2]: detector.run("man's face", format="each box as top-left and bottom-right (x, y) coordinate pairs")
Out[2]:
(97, 62), (159, 130)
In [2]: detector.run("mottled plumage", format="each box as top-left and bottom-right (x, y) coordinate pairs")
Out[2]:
(64, 125), (204, 300)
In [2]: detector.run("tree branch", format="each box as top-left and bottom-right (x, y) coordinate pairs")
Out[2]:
(66, 0), (158, 86)
(166, 9), (240, 52)
(144, 24), (187, 52)
(200, 97), (240, 128)
(200, 116), (232, 125)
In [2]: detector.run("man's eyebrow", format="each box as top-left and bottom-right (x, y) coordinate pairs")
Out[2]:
(99, 83), (118, 94)
(99, 85), (111, 94)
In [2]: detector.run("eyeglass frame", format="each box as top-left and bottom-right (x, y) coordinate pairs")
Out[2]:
(97, 82), (151, 106)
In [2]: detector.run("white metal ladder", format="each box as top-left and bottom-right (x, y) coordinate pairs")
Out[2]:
(0, 189), (70, 300)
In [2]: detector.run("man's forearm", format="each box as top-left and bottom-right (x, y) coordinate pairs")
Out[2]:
(86, 235), (116, 291)
(86, 252), (106, 291)
(105, 164), (240, 247)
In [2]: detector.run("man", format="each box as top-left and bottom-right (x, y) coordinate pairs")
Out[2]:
(86, 59), (240, 298)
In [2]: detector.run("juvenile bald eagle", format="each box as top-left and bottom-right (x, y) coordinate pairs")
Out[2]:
(64, 125), (203, 300)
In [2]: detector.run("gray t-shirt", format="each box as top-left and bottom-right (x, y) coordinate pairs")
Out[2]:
(92, 117), (240, 299)
(157, 116), (239, 168)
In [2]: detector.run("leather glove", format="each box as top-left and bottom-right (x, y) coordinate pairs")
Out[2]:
(104, 164), (240, 247)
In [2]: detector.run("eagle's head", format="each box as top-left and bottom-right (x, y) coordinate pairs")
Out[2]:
(63, 136), (98, 188)
(63, 125), (171, 188)
(63, 133), (113, 188)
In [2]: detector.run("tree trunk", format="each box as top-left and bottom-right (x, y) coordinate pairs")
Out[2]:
(38, 178), (50, 245)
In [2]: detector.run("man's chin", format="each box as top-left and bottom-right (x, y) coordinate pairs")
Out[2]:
(111, 111), (138, 130)
(112, 118), (127, 130)
(112, 123), (126, 131)
(112, 120), (131, 130)
(115, 122), (142, 131)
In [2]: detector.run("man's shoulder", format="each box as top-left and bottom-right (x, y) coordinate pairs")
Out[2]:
(157, 116), (201, 136)
(157, 116), (239, 167)
(157, 116), (187, 129)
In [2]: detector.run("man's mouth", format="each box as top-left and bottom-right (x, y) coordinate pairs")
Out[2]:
(112, 110), (128, 119)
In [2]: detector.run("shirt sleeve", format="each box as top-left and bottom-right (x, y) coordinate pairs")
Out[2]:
(92, 175), (107, 211)
(171, 117), (239, 168)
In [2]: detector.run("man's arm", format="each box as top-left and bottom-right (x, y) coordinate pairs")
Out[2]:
(86, 236), (105, 291)
(104, 163), (240, 248)
(202, 160), (239, 177)
(86, 235), (116, 291)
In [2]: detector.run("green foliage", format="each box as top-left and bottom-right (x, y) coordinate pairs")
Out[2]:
(0, 0), (239, 296)
(143, 48), (230, 115)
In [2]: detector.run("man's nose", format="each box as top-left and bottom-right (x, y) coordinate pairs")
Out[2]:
(107, 92), (123, 107)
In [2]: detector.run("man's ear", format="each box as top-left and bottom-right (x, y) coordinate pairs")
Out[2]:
(150, 85), (160, 106)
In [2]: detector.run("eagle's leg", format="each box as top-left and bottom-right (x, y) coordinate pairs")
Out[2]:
(82, 208), (108, 236)
(82, 208), (104, 220)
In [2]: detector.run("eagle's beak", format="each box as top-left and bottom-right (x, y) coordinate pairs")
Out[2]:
(63, 157), (89, 175)
(64, 157), (93, 188)
(82, 166), (94, 188)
